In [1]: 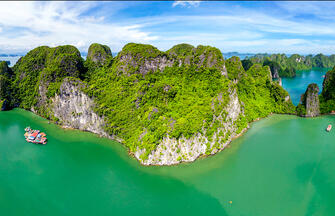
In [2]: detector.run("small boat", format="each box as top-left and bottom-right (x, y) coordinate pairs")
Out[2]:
(327, 124), (332, 132)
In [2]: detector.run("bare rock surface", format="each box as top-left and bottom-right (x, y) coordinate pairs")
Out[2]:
(135, 88), (245, 165)
(51, 78), (109, 137)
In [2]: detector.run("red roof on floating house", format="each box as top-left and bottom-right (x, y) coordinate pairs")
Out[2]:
(31, 132), (38, 137)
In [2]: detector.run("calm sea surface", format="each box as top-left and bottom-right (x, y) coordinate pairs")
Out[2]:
(1, 109), (335, 215)
(282, 68), (330, 105)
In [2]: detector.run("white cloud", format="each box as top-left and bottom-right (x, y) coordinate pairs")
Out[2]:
(276, 2), (335, 20)
(172, 1), (201, 8)
(1, 1), (335, 54)
(0, 2), (157, 53)
(125, 6), (335, 54)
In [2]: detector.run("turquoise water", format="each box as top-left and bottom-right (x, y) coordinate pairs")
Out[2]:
(282, 68), (330, 105)
(1, 109), (335, 215)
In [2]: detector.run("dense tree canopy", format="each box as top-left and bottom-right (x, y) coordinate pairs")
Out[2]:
(3, 43), (296, 157)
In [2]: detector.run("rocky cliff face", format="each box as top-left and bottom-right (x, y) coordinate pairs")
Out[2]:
(298, 83), (320, 117)
(272, 68), (280, 79)
(116, 43), (227, 77)
(12, 45), (85, 111)
(117, 53), (174, 76)
(167, 44), (227, 76)
(135, 88), (244, 165)
(6, 43), (296, 166)
(51, 78), (109, 137)
(10, 45), (117, 139)
(305, 84), (320, 117)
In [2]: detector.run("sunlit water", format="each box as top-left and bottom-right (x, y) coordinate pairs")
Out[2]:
(282, 68), (330, 105)
(1, 109), (335, 215)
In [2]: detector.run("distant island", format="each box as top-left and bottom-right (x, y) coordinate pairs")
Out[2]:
(242, 53), (335, 78)
(0, 54), (22, 57)
(222, 51), (255, 56)
(0, 43), (335, 165)
(2, 51), (334, 79)
(221, 52), (335, 78)
(80, 51), (119, 58)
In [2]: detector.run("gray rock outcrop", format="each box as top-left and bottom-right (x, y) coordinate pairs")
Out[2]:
(117, 53), (174, 76)
(116, 43), (227, 77)
(135, 88), (245, 165)
(272, 68), (280, 79)
(299, 83), (320, 117)
(51, 78), (109, 137)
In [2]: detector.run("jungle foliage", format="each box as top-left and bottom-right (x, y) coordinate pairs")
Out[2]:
(5, 43), (296, 155)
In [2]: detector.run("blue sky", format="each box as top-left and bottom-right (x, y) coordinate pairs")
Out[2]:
(1, 1), (335, 54)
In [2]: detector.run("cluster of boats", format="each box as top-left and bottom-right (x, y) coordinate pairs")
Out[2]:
(24, 127), (47, 145)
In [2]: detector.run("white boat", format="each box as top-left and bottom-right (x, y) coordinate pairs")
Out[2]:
(327, 124), (332, 132)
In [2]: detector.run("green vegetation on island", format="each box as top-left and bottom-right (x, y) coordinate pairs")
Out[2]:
(0, 61), (13, 110)
(10, 45), (85, 118)
(320, 67), (335, 113)
(2, 42), (296, 162)
(87, 43), (112, 66)
(84, 44), (294, 157)
(291, 65), (335, 116)
(237, 63), (295, 122)
(245, 53), (335, 78)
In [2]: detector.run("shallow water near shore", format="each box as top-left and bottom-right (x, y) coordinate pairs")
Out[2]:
(1, 109), (335, 215)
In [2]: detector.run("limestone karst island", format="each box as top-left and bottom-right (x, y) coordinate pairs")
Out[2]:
(2, 1), (335, 215)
